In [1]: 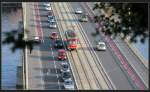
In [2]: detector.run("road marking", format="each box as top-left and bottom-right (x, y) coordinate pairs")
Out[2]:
(84, 3), (145, 90)
(50, 45), (60, 89)
(34, 3), (44, 89)
(37, 45), (44, 89)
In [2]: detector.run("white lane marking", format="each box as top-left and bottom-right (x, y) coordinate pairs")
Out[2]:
(36, 3), (44, 43)
(37, 46), (44, 89)
(51, 46), (61, 89)
(25, 45), (29, 89)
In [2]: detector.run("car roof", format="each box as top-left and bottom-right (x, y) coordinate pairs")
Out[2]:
(64, 79), (73, 82)
(34, 36), (39, 39)
(98, 42), (105, 44)
(52, 32), (57, 34)
(58, 49), (65, 52)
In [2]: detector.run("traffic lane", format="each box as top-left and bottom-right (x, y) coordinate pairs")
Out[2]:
(37, 2), (74, 89)
(80, 20), (134, 89)
(69, 2), (135, 89)
(37, 3), (63, 89)
(87, 2), (148, 89)
(52, 3), (78, 89)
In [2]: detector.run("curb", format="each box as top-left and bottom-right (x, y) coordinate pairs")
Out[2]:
(124, 38), (148, 69)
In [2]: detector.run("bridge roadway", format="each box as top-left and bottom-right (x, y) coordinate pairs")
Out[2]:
(22, 2), (148, 90)
(70, 2), (148, 89)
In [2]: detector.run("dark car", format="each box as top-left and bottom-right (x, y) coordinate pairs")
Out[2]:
(61, 71), (71, 81)
(54, 39), (63, 48)
(47, 11), (53, 17)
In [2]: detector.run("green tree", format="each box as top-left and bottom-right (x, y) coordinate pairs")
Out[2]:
(2, 30), (39, 53)
(93, 2), (148, 43)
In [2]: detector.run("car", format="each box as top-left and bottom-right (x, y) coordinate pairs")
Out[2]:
(79, 14), (88, 22)
(47, 11), (53, 17)
(61, 71), (71, 81)
(66, 30), (77, 38)
(48, 16), (56, 23)
(54, 39), (63, 48)
(58, 49), (67, 60)
(49, 22), (57, 28)
(45, 7), (52, 11)
(63, 79), (74, 90)
(33, 36), (41, 43)
(50, 32), (58, 39)
(60, 62), (70, 73)
(96, 41), (106, 51)
(75, 8), (83, 14)
(43, 3), (51, 7)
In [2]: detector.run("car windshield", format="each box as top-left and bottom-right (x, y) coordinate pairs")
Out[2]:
(63, 64), (69, 68)
(52, 33), (57, 36)
(63, 72), (71, 78)
(51, 22), (56, 25)
(68, 40), (77, 44)
(99, 44), (105, 47)
(77, 8), (81, 11)
(65, 80), (72, 85)
(68, 31), (76, 37)
(48, 16), (55, 19)
(56, 40), (62, 43)
(59, 52), (65, 56)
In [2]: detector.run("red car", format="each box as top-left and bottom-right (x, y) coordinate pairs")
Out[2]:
(50, 32), (58, 40)
(58, 49), (67, 60)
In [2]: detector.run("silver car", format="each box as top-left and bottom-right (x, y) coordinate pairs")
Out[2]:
(43, 3), (51, 7)
(79, 14), (88, 22)
(96, 41), (106, 51)
(60, 62), (70, 73)
(33, 36), (41, 43)
(63, 79), (74, 90)
(49, 22), (57, 28)
(75, 8), (83, 14)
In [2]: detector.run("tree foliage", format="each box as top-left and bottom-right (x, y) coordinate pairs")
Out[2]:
(2, 30), (39, 53)
(93, 2), (148, 43)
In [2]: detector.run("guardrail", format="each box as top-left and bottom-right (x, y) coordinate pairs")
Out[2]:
(22, 2), (27, 90)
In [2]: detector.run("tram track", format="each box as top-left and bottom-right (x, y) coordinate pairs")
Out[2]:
(60, 2), (102, 89)
(52, 2), (91, 89)
(54, 3), (113, 89)
(66, 2), (116, 90)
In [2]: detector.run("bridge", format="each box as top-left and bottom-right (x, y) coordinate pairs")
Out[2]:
(19, 2), (148, 90)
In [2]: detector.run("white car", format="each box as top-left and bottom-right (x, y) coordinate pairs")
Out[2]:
(49, 22), (57, 28)
(34, 36), (40, 43)
(61, 62), (70, 73)
(45, 7), (52, 11)
(63, 79), (75, 90)
(75, 8), (83, 14)
(43, 3), (51, 7)
(96, 41), (106, 51)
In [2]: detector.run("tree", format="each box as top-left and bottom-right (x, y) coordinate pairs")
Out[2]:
(2, 30), (39, 53)
(93, 2), (148, 43)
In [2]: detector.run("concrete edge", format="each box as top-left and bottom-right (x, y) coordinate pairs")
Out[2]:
(124, 38), (149, 69)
